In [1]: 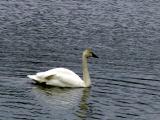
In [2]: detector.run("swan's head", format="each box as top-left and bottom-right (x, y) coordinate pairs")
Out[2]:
(83, 48), (98, 58)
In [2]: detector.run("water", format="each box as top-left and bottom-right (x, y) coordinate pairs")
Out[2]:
(0, 0), (160, 119)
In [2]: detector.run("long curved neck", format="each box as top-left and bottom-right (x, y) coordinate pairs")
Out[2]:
(82, 55), (91, 87)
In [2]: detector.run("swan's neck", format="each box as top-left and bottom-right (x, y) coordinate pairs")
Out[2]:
(82, 56), (91, 87)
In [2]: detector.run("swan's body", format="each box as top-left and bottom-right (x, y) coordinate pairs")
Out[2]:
(28, 68), (85, 87)
(27, 48), (98, 87)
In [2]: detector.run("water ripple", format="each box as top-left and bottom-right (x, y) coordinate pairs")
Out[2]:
(1, 0), (160, 120)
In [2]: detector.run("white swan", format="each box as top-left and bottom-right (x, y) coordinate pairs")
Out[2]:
(27, 48), (98, 87)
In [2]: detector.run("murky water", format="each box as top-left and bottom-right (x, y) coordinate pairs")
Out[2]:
(0, 0), (160, 120)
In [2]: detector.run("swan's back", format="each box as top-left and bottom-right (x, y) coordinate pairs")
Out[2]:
(28, 68), (85, 87)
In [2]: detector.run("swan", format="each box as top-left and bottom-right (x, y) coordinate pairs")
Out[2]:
(27, 48), (98, 87)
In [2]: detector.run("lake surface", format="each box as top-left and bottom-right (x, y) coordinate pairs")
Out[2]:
(0, 0), (160, 119)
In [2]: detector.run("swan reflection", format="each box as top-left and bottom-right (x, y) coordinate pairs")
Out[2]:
(32, 85), (91, 118)
(75, 88), (91, 119)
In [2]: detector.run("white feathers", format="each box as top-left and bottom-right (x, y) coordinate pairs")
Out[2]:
(27, 68), (85, 87)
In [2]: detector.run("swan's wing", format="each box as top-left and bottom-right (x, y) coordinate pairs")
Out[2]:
(35, 68), (61, 80)
(46, 74), (84, 87)
(45, 68), (84, 87)
(53, 68), (84, 87)
(28, 68), (72, 81)
(27, 69), (57, 83)
(45, 75), (55, 80)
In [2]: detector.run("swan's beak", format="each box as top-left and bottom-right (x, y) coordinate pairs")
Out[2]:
(92, 53), (98, 58)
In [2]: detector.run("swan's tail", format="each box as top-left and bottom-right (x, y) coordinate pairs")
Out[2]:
(27, 75), (38, 80)
(27, 75), (45, 83)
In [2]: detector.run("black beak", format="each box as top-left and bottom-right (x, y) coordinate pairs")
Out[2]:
(92, 52), (98, 58)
